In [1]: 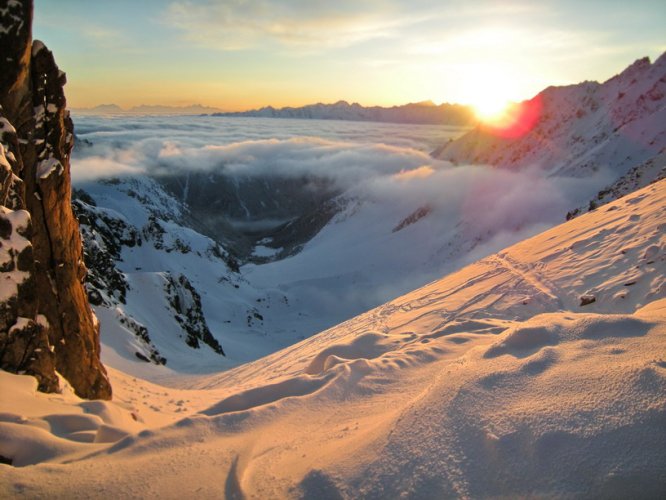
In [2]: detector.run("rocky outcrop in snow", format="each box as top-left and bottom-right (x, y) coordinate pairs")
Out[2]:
(72, 191), (137, 306)
(71, 181), (229, 363)
(0, 0), (111, 399)
(164, 273), (225, 355)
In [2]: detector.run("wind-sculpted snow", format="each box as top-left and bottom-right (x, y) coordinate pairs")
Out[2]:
(0, 180), (664, 497)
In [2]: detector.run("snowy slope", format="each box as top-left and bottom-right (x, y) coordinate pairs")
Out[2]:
(434, 52), (666, 214)
(73, 176), (295, 377)
(1, 179), (663, 498)
(74, 152), (608, 376)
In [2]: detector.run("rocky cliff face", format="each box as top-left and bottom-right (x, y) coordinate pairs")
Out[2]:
(0, 0), (111, 399)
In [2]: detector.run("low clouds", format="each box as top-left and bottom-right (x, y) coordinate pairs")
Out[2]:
(72, 114), (611, 252)
(73, 116), (609, 228)
(71, 115), (454, 184)
(72, 114), (614, 328)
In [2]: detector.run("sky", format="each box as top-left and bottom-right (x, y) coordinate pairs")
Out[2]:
(33, 0), (666, 111)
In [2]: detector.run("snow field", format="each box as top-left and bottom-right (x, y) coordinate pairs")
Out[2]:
(1, 179), (663, 497)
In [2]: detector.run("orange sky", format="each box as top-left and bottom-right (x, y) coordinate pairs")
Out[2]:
(34, 0), (666, 111)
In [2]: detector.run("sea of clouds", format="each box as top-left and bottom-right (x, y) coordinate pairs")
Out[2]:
(72, 114), (610, 230)
(71, 114), (614, 334)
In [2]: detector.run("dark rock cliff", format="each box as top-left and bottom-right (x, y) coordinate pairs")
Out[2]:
(0, 0), (111, 399)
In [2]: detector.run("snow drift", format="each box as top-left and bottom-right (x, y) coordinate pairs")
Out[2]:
(1, 179), (664, 498)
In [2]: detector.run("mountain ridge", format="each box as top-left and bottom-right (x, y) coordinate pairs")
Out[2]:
(212, 99), (475, 125)
(433, 52), (666, 215)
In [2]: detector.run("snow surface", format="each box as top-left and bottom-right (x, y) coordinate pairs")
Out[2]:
(1, 180), (664, 498)
(36, 156), (62, 180)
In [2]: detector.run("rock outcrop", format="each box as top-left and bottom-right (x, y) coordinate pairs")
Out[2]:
(0, 0), (111, 399)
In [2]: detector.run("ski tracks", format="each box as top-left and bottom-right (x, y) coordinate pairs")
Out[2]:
(489, 253), (564, 310)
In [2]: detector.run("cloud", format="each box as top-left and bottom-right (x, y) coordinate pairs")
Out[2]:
(72, 117), (610, 225)
(162, 0), (427, 51)
(72, 155), (146, 182)
(392, 165), (434, 181)
(159, 0), (614, 57)
(71, 114), (449, 184)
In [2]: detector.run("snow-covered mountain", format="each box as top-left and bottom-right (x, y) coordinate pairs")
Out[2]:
(69, 123), (609, 375)
(65, 52), (665, 375)
(434, 52), (666, 216)
(2, 178), (664, 497)
(71, 176), (292, 374)
(215, 99), (475, 125)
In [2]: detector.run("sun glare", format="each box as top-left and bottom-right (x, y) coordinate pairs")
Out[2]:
(460, 63), (515, 124)
(473, 96), (511, 123)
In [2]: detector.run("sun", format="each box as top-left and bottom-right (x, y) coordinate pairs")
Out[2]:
(460, 63), (515, 124)
(472, 96), (512, 123)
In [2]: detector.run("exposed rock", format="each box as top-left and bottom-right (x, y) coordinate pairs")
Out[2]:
(116, 309), (165, 365)
(165, 273), (225, 355)
(0, 207), (57, 392)
(392, 205), (432, 233)
(0, 1), (111, 399)
(70, 184), (226, 362)
(72, 193), (138, 305)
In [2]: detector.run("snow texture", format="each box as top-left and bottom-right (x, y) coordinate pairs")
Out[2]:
(1, 179), (664, 498)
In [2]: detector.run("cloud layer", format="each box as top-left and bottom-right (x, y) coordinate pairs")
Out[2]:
(72, 114), (615, 333)
(73, 115), (610, 222)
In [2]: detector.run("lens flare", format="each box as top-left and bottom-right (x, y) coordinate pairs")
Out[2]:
(473, 98), (512, 124)
(479, 95), (543, 139)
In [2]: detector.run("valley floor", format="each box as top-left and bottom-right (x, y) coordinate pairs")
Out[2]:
(1, 180), (665, 498)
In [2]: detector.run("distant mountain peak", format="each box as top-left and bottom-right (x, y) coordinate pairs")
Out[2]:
(214, 100), (475, 125)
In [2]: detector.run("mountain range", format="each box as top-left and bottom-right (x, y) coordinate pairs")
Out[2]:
(213, 99), (475, 125)
(73, 99), (476, 126)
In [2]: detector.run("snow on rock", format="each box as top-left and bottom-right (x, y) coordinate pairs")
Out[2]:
(0, 207), (31, 301)
(30, 39), (45, 55)
(35, 156), (62, 180)
(163, 272), (225, 355)
(1, 179), (663, 497)
(70, 178), (301, 375)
